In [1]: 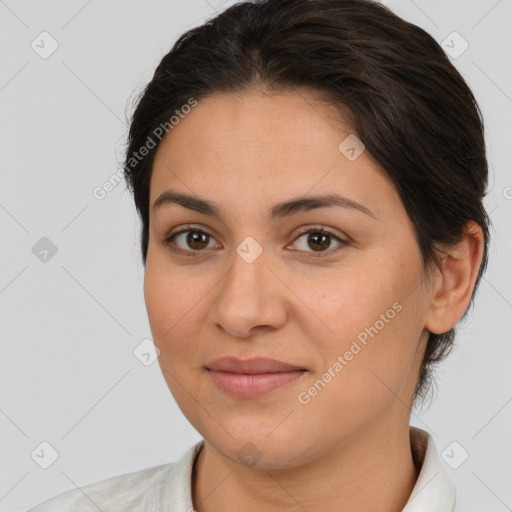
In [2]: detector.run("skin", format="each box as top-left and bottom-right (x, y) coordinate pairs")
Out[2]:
(144, 88), (484, 512)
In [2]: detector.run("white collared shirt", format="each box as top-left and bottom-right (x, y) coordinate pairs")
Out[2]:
(26, 426), (459, 511)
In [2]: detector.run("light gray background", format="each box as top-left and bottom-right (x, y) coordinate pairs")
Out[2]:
(1, 0), (511, 510)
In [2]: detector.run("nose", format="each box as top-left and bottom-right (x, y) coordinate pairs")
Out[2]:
(208, 247), (288, 338)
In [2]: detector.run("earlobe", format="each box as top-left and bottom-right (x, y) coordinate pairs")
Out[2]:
(425, 221), (484, 335)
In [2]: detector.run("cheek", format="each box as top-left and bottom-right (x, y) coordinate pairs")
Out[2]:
(144, 251), (199, 334)
(290, 261), (400, 347)
(144, 266), (171, 339)
(144, 263), (191, 354)
(296, 256), (423, 396)
(143, 259), (214, 379)
(143, 266), (202, 409)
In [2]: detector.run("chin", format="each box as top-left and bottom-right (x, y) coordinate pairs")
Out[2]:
(203, 426), (318, 471)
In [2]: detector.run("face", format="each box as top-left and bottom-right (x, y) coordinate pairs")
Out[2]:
(144, 88), (432, 469)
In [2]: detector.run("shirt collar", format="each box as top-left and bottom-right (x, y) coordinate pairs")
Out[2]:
(162, 426), (455, 511)
(403, 426), (456, 511)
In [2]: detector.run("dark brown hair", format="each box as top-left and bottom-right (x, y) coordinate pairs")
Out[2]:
(123, 0), (491, 408)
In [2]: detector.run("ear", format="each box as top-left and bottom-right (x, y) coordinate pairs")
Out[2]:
(425, 221), (485, 335)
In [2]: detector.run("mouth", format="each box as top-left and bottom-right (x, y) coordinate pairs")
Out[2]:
(206, 369), (307, 399)
(205, 356), (306, 374)
(205, 357), (307, 399)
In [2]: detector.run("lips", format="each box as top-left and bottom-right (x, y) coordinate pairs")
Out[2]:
(205, 357), (307, 399)
(205, 356), (305, 374)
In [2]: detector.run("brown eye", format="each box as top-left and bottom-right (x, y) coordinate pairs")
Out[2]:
(164, 228), (219, 255)
(306, 232), (331, 252)
(184, 231), (210, 250)
(290, 228), (348, 257)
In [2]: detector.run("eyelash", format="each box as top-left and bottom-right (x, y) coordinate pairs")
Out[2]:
(163, 224), (348, 259)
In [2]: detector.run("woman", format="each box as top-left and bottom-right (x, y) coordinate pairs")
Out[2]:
(27, 0), (490, 510)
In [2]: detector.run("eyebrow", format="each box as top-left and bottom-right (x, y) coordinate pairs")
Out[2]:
(151, 190), (375, 221)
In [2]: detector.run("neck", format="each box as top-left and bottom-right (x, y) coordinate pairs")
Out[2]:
(192, 417), (420, 512)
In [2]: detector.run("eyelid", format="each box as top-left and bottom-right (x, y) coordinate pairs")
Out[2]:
(166, 223), (215, 240)
(291, 224), (348, 242)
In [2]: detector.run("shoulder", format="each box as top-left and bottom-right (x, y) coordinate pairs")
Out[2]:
(26, 462), (176, 512)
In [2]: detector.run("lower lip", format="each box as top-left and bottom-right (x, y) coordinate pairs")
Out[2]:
(207, 369), (306, 398)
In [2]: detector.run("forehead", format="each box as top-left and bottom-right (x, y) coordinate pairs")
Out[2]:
(155, 88), (354, 159)
(149, 89), (398, 220)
